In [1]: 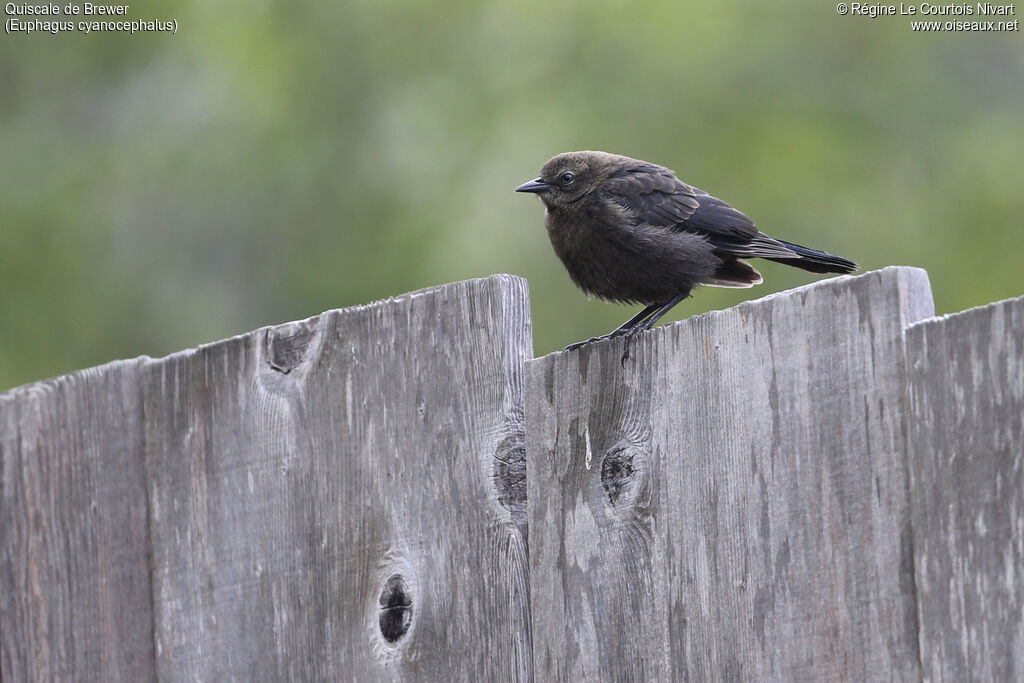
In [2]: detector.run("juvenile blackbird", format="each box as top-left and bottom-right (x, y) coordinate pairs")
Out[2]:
(515, 150), (856, 352)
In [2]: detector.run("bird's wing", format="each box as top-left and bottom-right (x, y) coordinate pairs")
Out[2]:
(602, 164), (798, 258)
(601, 163), (707, 227)
(603, 165), (758, 239)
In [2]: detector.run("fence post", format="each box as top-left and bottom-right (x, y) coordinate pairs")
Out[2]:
(907, 294), (1024, 681)
(1, 275), (533, 681)
(525, 266), (933, 680)
(0, 360), (153, 682)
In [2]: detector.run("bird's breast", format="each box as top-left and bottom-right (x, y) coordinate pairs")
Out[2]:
(544, 205), (640, 302)
(542, 199), (716, 305)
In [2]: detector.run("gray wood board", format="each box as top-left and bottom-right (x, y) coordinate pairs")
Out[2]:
(526, 266), (934, 681)
(142, 274), (533, 681)
(907, 294), (1024, 682)
(1, 360), (155, 682)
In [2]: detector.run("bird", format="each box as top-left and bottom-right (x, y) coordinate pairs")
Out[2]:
(515, 150), (857, 356)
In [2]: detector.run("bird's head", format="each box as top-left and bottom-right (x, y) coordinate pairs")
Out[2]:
(515, 151), (618, 210)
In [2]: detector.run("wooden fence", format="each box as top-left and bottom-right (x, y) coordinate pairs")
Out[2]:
(1, 266), (1021, 681)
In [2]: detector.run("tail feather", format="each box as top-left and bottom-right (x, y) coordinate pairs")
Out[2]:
(768, 240), (857, 274)
(706, 257), (763, 289)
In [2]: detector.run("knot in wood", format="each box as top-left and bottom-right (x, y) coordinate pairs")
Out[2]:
(378, 574), (413, 644)
(265, 322), (315, 374)
(600, 442), (650, 508)
(494, 428), (526, 516)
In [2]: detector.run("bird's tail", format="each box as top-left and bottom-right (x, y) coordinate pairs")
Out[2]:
(767, 240), (857, 275)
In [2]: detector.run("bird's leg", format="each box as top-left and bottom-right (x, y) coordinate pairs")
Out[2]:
(630, 294), (687, 335)
(620, 294), (689, 365)
(563, 304), (660, 351)
(609, 304), (662, 337)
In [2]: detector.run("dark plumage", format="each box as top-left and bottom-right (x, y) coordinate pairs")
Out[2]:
(515, 150), (856, 353)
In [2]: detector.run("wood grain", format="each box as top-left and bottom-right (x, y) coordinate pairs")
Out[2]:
(6, 267), (1023, 682)
(1, 360), (155, 682)
(1, 275), (532, 682)
(907, 295), (1024, 682)
(526, 266), (934, 681)
(141, 274), (533, 681)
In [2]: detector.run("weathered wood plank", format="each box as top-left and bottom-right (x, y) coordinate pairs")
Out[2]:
(142, 275), (532, 681)
(907, 295), (1024, 682)
(0, 360), (155, 682)
(526, 266), (933, 681)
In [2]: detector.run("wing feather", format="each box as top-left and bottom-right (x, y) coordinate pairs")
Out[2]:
(601, 163), (758, 241)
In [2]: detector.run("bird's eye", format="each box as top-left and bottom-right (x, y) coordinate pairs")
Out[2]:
(560, 172), (576, 184)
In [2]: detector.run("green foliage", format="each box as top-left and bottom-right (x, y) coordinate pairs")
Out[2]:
(2, 1), (1022, 389)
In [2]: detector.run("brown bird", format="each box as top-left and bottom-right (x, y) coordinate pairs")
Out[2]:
(515, 151), (856, 353)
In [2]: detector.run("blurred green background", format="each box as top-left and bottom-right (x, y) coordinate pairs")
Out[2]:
(2, 1), (1022, 390)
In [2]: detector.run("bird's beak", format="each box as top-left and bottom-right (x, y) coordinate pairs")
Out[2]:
(515, 177), (550, 194)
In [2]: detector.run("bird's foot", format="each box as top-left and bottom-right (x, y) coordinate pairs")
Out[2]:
(565, 326), (649, 364)
(564, 325), (637, 351)
(563, 335), (608, 352)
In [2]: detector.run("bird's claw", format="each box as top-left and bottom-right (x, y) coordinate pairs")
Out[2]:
(619, 326), (646, 366)
(565, 328), (645, 366)
(563, 336), (605, 352)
